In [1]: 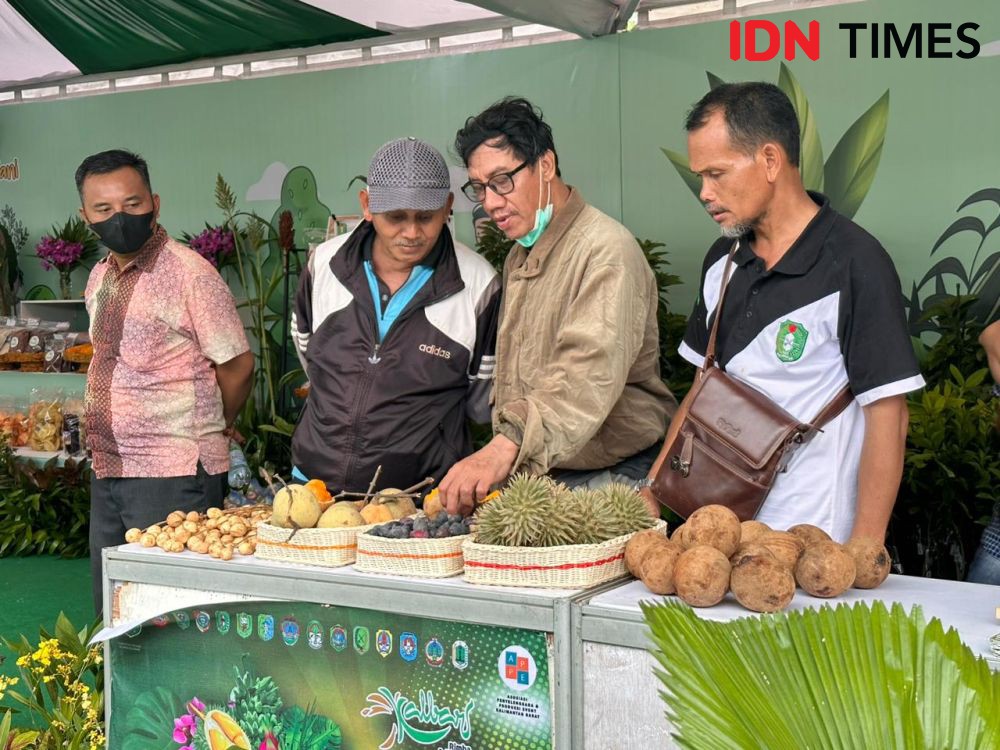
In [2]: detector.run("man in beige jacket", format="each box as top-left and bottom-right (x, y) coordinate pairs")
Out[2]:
(440, 97), (674, 514)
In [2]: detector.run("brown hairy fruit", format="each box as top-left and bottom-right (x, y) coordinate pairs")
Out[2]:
(670, 523), (690, 549)
(730, 546), (795, 612)
(759, 531), (806, 569)
(844, 537), (891, 589)
(787, 523), (832, 547)
(673, 545), (732, 607)
(795, 541), (857, 597)
(685, 505), (742, 557)
(739, 520), (771, 545)
(625, 528), (671, 576)
(639, 542), (684, 595)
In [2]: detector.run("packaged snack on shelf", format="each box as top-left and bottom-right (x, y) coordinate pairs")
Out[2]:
(0, 395), (30, 448)
(62, 394), (85, 456)
(28, 388), (64, 452)
(44, 333), (68, 372)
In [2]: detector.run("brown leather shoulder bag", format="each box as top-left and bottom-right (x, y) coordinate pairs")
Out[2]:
(651, 243), (852, 521)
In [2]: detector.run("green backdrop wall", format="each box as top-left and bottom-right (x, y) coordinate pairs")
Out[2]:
(0, 0), (997, 320)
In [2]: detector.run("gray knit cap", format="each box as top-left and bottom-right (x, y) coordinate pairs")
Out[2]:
(367, 137), (451, 213)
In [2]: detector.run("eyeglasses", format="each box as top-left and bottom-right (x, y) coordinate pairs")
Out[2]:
(461, 160), (530, 203)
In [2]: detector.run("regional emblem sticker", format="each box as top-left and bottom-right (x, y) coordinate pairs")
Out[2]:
(399, 632), (418, 663)
(236, 613), (252, 639)
(775, 320), (808, 362)
(353, 626), (370, 655)
(151, 614), (171, 628)
(307, 621), (323, 650)
(452, 640), (470, 670)
(425, 637), (445, 667)
(330, 626), (347, 652)
(376, 629), (393, 658)
(194, 610), (212, 633)
(258, 614), (275, 642)
(173, 611), (191, 630)
(281, 617), (299, 646)
(216, 611), (231, 635)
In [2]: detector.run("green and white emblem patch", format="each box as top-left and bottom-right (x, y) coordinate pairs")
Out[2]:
(775, 320), (809, 362)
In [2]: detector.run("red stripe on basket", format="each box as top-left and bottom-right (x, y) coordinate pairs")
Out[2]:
(464, 552), (624, 571)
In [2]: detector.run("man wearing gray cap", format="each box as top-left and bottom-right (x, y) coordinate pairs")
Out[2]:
(290, 137), (501, 493)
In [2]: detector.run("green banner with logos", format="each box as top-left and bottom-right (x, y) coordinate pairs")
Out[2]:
(109, 601), (553, 750)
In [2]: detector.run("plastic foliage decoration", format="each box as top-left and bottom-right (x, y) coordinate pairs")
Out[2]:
(641, 599), (999, 750)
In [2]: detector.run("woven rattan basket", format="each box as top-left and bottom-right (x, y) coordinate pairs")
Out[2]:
(354, 529), (468, 578)
(254, 522), (374, 567)
(462, 519), (668, 589)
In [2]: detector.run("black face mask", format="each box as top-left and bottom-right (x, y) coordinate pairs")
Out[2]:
(89, 210), (155, 255)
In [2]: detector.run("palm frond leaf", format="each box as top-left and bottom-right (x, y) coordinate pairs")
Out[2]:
(641, 599), (999, 750)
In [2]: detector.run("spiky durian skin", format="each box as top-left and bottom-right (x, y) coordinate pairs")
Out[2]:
(596, 482), (657, 538)
(474, 473), (551, 546)
(561, 488), (606, 545)
(535, 485), (581, 547)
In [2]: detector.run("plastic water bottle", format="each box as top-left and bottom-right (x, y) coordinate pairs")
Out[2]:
(228, 441), (252, 489)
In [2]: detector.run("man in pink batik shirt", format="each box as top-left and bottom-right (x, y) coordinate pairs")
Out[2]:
(78, 149), (254, 615)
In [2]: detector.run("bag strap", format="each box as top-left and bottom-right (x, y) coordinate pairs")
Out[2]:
(804, 385), (853, 435)
(702, 241), (740, 371)
(702, 240), (854, 431)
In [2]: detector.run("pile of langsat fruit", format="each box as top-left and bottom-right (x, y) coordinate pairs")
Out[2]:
(125, 505), (272, 560)
(626, 504), (891, 613)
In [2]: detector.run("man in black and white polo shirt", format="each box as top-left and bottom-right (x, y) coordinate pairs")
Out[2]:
(648, 82), (923, 543)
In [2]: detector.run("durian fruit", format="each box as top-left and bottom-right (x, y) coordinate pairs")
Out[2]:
(593, 482), (657, 539)
(540, 486), (590, 547)
(474, 473), (552, 547)
(271, 484), (321, 529)
(560, 488), (606, 545)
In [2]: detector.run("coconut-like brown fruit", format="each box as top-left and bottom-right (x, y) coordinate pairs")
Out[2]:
(673, 545), (732, 607)
(739, 520), (771, 545)
(787, 523), (832, 547)
(685, 505), (742, 557)
(670, 523), (690, 549)
(730, 545), (795, 613)
(639, 542), (684, 595)
(844, 537), (891, 589)
(758, 531), (806, 570)
(625, 528), (671, 576)
(795, 541), (857, 597)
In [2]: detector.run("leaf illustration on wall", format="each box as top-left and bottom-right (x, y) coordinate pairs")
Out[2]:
(908, 188), (1000, 334)
(663, 65), (888, 220)
(777, 63), (824, 192)
(823, 91), (889, 220)
(660, 147), (702, 198)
